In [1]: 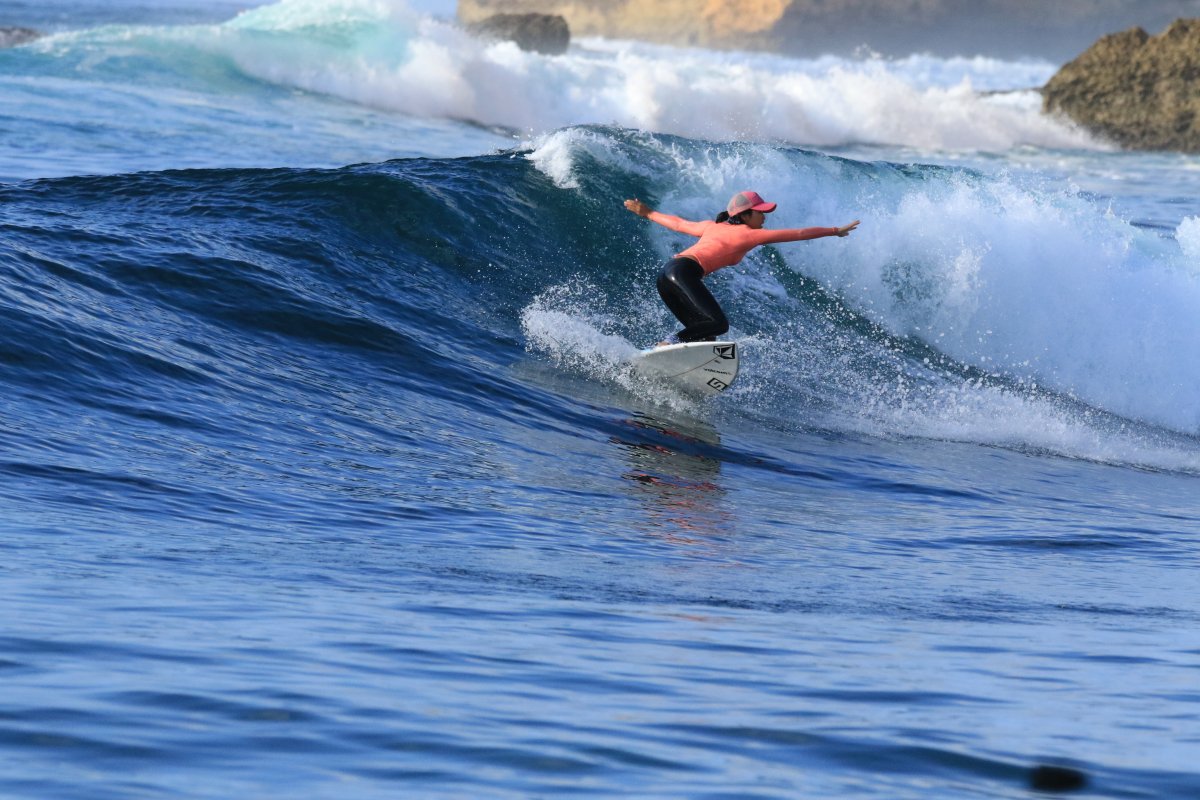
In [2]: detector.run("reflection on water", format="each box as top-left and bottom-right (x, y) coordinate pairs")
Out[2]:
(610, 413), (732, 541)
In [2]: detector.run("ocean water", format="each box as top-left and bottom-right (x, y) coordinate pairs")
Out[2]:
(1, 1), (1198, 798)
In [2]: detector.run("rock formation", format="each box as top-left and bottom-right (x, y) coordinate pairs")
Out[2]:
(459, 0), (798, 51)
(1042, 19), (1200, 152)
(0, 27), (40, 48)
(468, 12), (571, 55)
(457, 0), (1200, 61)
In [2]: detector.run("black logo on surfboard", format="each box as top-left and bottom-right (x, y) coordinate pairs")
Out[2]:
(707, 378), (729, 391)
(713, 344), (736, 360)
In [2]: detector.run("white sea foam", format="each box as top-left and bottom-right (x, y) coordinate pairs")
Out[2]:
(1177, 216), (1200, 271)
(519, 282), (709, 412)
(207, 0), (1099, 152)
(821, 174), (1200, 435)
(840, 368), (1200, 473)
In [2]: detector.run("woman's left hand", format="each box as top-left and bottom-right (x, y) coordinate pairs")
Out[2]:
(624, 198), (652, 218)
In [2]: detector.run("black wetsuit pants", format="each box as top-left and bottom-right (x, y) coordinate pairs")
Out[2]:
(656, 257), (729, 342)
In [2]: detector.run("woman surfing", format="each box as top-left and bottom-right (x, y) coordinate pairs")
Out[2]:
(624, 190), (859, 345)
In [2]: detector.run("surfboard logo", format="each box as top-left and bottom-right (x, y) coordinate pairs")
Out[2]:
(632, 340), (739, 396)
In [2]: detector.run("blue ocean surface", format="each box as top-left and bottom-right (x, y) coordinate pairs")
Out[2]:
(1, 1), (1198, 798)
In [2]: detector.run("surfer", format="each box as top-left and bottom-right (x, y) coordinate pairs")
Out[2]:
(624, 191), (859, 344)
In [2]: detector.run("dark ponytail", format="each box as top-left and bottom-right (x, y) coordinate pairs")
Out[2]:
(715, 210), (746, 225)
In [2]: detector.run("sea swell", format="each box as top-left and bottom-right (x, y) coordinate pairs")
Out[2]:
(2, 126), (1196, 479)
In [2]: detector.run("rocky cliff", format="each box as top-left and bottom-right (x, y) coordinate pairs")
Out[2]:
(457, 0), (1200, 60)
(461, 0), (788, 51)
(1043, 19), (1200, 152)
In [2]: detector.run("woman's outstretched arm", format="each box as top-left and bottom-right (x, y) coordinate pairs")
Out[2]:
(752, 219), (861, 245)
(623, 198), (710, 237)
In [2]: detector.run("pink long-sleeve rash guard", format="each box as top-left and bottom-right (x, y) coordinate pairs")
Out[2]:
(647, 211), (838, 274)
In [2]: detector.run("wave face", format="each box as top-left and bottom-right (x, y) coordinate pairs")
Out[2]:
(3, 126), (1196, 480)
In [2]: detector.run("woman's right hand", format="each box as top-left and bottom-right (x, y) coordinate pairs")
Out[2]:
(624, 198), (651, 217)
(835, 220), (861, 237)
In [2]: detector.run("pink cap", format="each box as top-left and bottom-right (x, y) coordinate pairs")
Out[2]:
(727, 190), (777, 216)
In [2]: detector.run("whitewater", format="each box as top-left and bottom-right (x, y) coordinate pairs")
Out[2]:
(1, 0), (1197, 798)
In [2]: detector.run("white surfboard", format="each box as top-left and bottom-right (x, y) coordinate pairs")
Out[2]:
(631, 341), (739, 396)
